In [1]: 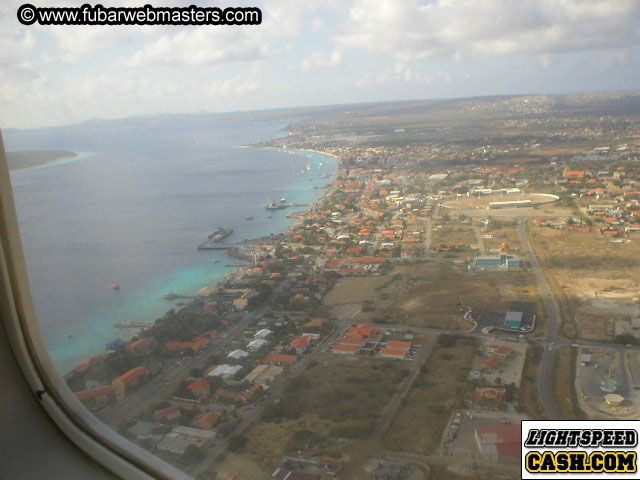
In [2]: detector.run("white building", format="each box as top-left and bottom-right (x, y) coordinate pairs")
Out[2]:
(227, 349), (249, 360)
(207, 364), (242, 380)
(254, 328), (273, 339)
(247, 338), (268, 352)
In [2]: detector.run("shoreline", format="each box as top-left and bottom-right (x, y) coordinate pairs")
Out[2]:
(9, 150), (97, 172)
(63, 146), (340, 376)
(207, 147), (340, 292)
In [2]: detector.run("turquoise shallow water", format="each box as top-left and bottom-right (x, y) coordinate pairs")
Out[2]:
(6, 121), (336, 373)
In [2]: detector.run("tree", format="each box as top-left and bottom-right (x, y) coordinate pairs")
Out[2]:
(183, 444), (204, 463)
(227, 434), (248, 452)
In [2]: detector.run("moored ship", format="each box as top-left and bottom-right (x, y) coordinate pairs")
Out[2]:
(266, 198), (289, 210)
(207, 227), (233, 243)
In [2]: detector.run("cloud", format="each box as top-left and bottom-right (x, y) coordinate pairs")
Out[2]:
(301, 49), (342, 71)
(126, 2), (309, 68)
(335, 0), (640, 61)
(1, 0), (640, 128)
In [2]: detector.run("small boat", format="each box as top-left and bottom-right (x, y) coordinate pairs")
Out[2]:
(267, 215), (272, 218)
(66, 333), (74, 339)
(246, 217), (254, 220)
(112, 283), (121, 290)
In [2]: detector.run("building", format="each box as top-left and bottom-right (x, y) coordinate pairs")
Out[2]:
(254, 328), (273, 339)
(331, 344), (359, 355)
(337, 336), (365, 348)
(127, 421), (164, 442)
(475, 424), (521, 463)
(125, 337), (153, 355)
(192, 411), (220, 430)
(207, 364), (242, 380)
(604, 393), (624, 406)
(379, 347), (407, 360)
(247, 338), (268, 352)
(344, 323), (382, 341)
(269, 468), (316, 480)
(233, 298), (249, 311)
(157, 431), (210, 455)
(243, 364), (283, 385)
(153, 406), (181, 422)
(468, 253), (522, 271)
(488, 200), (532, 209)
(267, 353), (297, 365)
(74, 385), (114, 407)
(214, 383), (262, 406)
(290, 335), (311, 355)
(475, 387), (506, 404)
(486, 344), (512, 359)
(165, 337), (209, 354)
(480, 355), (503, 373)
(227, 349), (249, 360)
(111, 366), (148, 401)
(172, 425), (216, 441)
(187, 378), (211, 398)
(428, 173), (449, 181)
(386, 340), (411, 351)
(503, 311), (523, 328)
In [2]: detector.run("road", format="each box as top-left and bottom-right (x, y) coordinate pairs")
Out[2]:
(190, 324), (343, 477)
(473, 227), (486, 255)
(517, 219), (561, 419)
(423, 216), (432, 257)
(100, 279), (293, 427)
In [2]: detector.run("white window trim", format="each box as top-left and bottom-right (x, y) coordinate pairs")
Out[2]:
(0, 131), (193, 480)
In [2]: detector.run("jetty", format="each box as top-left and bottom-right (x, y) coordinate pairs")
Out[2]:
(115, 322), (153, 329)
(266, 198), (309, 210)
(163, 292), (197, 300)
(197, 241), (235, 250)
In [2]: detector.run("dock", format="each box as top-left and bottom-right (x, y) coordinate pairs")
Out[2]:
(115, 322), (154, 328)
(197, 242), (235, 250)
(163, 292), (197, 300)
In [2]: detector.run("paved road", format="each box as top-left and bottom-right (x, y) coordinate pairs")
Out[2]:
(100, 279), (293, 427)
(190, 324), (343, 477)
(473, 227), (486, 255)
(423, 217), (432, 257)
(517, 219), (561, 419)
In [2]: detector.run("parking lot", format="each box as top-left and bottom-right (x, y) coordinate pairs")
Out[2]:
(442, 411), (527, 462)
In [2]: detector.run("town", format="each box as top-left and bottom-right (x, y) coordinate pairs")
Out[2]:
(64, 93), (640, 480)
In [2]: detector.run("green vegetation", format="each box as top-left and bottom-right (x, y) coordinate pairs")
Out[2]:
(262, 357), (409, 439)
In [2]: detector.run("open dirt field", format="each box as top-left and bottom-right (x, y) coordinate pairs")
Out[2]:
(530, 225), (640, 341)
(383, 336), (480, 454)
(552, 345), (585, 420)
(217, 355), (412, 478)
(347, 260), (541, 331)
(323, 276), (391, 306)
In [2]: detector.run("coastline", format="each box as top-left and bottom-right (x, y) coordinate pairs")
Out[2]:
(62, 146), (339, 375)
(200, 147), (340, 291)
(9, 150), (97, 172)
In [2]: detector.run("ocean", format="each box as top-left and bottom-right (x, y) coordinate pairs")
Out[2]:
(4, 118), (337, 373)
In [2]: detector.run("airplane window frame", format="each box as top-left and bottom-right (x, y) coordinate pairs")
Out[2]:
(0, 130), (194, 480)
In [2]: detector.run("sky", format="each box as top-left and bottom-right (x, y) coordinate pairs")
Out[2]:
(1, 0), (640, 129)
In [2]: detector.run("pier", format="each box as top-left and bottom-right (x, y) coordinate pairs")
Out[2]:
(115, 322), (154, 328)
(163, 292), (197, 300)
(197, 242), (235, 250)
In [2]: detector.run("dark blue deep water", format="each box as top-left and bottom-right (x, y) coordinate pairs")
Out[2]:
(5, 118), (336, 373)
